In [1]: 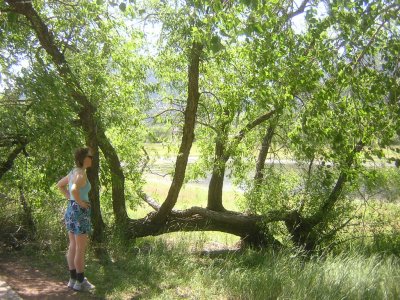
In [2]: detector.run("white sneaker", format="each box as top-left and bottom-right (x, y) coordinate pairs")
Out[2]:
(72, 278), (95, 292)
(67, 278), (76, 289)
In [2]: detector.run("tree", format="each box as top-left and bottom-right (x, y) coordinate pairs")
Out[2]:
(1, 0), (147, 240)
(1, 0), (399, 250)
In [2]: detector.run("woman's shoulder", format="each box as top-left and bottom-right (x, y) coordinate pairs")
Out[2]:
(70, 168), (86, 184)
(74, 167), (85, 173)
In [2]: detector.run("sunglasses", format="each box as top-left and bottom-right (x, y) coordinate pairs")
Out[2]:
(87, 155), (93, 159)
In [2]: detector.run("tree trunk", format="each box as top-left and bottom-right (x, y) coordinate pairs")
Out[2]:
(0, 141), (28, 180)
(254, 124), (275, 182)
(6, 0), (127, 233)
(130, 202), (282, 248)
(207, 165), (227, 211)
(84, 131), (105, 242)
(308, 141), (364, 227)
(207, 137), (228, 211)
(97, 128), (128, 227)
(284, 141), (365, 250)
(19, 186), (36, 239)
(207, 110), (276, 211)
(152, 42), (203, 224)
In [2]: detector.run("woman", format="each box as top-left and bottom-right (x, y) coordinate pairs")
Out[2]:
(57, 147), (95, 292)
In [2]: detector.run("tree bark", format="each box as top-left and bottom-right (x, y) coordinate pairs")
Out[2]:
(254, 124), (275, 182)
(130, 195), (283, 247)
(97, 127), (128, 226)
(207, 110), (276, 211)
(207, 162), (227, 211)
(207, 128), (229, 211)
(84, 127), (105, 242)
(284, 141), (364, 250)
(0, 140), (28, 180)
(152, 42), (203, 224)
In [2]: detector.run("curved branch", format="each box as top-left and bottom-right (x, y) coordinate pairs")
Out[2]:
(200, 91), (223, 110)
(309, 141), (364, 226)
(0, 140), (28, 180)
(128, 204), (288, 247)
(232, 109), (276, 146)
(151, 42), (203, 224)
(5, 0), (128, 227)
(145, 108), (185, 120)
(196, 120), (217, 132)
(287, 0), (309, 20)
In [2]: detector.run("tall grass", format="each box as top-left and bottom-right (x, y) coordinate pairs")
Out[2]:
(11, 231), (400, 299)
(3, 159), (400, 299)
(78, 234), (400, 299)
(88, 174), (400, 299)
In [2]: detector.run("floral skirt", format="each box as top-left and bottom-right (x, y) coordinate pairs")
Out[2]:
(64, 200), (92, 235)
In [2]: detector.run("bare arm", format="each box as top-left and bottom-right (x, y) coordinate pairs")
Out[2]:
(70, 172), (90, 209)
(56, 175), (70, 200)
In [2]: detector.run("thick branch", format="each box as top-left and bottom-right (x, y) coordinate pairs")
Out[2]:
(254, 123), (276, 182)
(287, 0), (309, 19)
(309, 141), (364, 226)
(129, 205), (286, 247)
(233, 109), (276, 147)
(152, 42), (203, 224)
(5, 1), (77, 81)
(0, 141), (28, 180)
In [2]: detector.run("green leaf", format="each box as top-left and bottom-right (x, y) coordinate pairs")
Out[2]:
(7, 12), (19, 24)
(119, 2), (126, 11)
(210, 35), (223, 53)
(364, 152), (374, 161)
(253, 23), (263, 34)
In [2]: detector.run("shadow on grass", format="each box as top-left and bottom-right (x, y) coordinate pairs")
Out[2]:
(88, 242), (170, 299)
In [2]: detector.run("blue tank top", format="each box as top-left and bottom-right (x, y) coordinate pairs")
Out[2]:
(68, 169), (91, 202)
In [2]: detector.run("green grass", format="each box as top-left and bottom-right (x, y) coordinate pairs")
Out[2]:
(143, 142), (201, 158)
(3, 157), (400, 299)
(128, 173), (243, 218)
(128, 174), (243, 248)
(101, 175), (400, 299)
(118, 169), (400, 299)
(15, 235), (400, 300)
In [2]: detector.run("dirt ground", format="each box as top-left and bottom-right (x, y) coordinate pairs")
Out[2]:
(0, 254), (100, 300)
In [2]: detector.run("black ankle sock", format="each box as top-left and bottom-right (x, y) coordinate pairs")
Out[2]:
(69, 269), (77, 280)
(77, 272), (84, 283)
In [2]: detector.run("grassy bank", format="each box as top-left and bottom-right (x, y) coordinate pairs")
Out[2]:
(81, 174), (400, 298)
(10, 235), (400, 300)
(96, 242), (399, 300)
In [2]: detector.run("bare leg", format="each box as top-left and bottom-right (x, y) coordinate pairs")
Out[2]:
(74, 233), (88, 273)
(67, 231), (76, 270)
